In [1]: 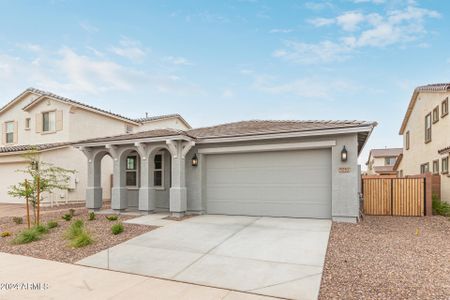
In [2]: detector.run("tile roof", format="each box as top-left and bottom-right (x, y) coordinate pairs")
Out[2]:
(75, 119), (375, 146)
(373, 165), (397, 174)
(438, 146), (450, 154)
(187, 120), (375, 139)
(0, 142), (72, 154)
(22, 88), (139, 124)
(369, 148), (403, 158)
(76, 129), (189, 144)
(399, 83), (450, 134)
(133, 113), (192, 129)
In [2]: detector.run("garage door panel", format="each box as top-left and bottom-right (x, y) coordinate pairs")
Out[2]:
(206, 149), (332, 219)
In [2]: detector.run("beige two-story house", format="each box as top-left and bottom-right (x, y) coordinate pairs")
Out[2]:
(0, 88), (190, 204)
(366, 148), (402, 175)
(395, 83), (450, 203)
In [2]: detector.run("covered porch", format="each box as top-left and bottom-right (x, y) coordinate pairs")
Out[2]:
(77, 131), (196, 216)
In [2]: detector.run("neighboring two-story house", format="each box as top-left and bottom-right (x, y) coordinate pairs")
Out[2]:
(395, 83), (450, 203)
(0, 88), (190, 204)
(366, 148), (402, 175)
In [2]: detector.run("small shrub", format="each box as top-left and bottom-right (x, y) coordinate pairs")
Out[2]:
(12, 217), (23, 224)
(34, 224), (48, 234)
(69, 208), (76, 216)
(111, 223), (124, 235)
(62, 214), (72, 221)
(13, 228), (40, 244)
(47, 220), (58, 229)
(1, 231), (11, 238)
(106, 215), (118, 221)
(433, 198), (450, 217)
(65, 220), (84, 240)
(88, 212), (96, 221)
(70, 231), (93, 248)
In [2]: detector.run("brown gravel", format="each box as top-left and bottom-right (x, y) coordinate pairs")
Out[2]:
(0, 207), (156, 263)
(319, 216), (450, 300)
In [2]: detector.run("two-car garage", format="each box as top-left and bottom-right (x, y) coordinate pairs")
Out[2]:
(205, 149), (332, 219)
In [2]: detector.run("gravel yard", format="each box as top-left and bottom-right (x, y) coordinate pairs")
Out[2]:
(0, 207), (156, 263)
(319, 216), (450, 300)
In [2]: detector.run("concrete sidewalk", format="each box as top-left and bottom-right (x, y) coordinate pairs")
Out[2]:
(0, 253), (277, 300)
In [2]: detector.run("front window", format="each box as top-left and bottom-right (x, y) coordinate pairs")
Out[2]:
(126, 156), (138, 187)
(5, 121), (14, 144)
(432, 160), (439, 174)
(442, 157), (449, 174)
(25, 118), (31, 130)
(153, 153), (164, 187)
(43, 111), (56, 132)
(385, 157), (396, 166)
(433, 106), (439, 123)
(420, 163), (429, 174)
(405, 131), (410, 150)
(425, 113), (432, 143)
(442, 98), (449, 117)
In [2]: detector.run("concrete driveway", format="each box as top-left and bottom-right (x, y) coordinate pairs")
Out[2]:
(77, 215), (331, 300)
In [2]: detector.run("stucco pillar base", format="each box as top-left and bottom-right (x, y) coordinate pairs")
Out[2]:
(86, 187), (102, 209)
(138, 187), (157, 212)
(111, 187), (128, 210)
(171, 212), (185, 218)
(169, 187), (187, 213)
(332, 216), (358, 223)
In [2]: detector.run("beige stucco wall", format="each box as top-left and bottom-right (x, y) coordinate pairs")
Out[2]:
(0, 91), (190, 204)
(398, 91), (450, 202)
(366, 156), (386, 175)
(0, 147), (113, 205)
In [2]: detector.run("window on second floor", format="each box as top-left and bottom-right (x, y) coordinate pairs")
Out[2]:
(385, 157), (396, 166)
(42, 111), (56, 132)
(442, 157), (449, 174)
(432, 106), (439, 123)
(405, 131), (410, 150)
(432, 160), (439, 174)
(442, 97), (449, 117)
(420, 162), (429, 174)
(5, 121), (14, 144)
(425, 113), (432, 143)
(25, 118), (31, 130)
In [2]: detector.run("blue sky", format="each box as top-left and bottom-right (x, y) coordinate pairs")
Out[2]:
(0, 0), (449, 165)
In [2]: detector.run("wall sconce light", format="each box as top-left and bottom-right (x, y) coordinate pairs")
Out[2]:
(192, 154), (199, 166)
(341, 146), (348, 162)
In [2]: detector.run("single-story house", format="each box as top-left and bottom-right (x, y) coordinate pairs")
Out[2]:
(74, 120), (377, 223)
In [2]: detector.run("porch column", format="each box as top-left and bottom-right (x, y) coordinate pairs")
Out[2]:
(167, 140), (195, 217)
(108, 145), (128, 211)
(135, 143), (156, 213)
(80, 147), (102, 211)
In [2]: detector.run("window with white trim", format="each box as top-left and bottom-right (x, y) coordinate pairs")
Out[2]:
(420, 162), (429, 174)
(442, 97), (449, 117)
(42, 111), (56, 132)
(425, 113), (432, 143)
(153, 153), (164, 187)
(442, 157), (449, 174)
(432, 160), (439, 174)
(25, 118), (31, 130)
(433, 106), (439, 123)
(126, 156), (138, 187)
(5, 121), (14, 144)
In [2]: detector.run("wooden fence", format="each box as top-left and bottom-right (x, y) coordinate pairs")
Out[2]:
(362, 175), (434, 216)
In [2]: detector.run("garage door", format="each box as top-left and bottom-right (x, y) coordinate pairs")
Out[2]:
(206, 149), (332, 218)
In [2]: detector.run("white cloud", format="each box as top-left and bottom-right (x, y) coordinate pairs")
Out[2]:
(304, 2), (334, 11)
(79, 21), (99, 33)
(251, 74), (358, 98)
(163, 56), (193, 66)
(269, 28), (293, 34)
(0, 46), (203, 97)
(352, 0), (385, 4)
(336, 11), (365, 31)
(110, 37), (147, 62)
(221, 89), (234, 98)
(282, 3), (440, 64)
(16, 43), (42, 52)
(273, 40), (352, 64)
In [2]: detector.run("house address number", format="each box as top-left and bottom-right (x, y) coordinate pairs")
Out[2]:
(338, 167), (351, 173)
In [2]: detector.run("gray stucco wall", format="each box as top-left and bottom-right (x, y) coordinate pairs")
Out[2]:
(184, 133), (361, 222)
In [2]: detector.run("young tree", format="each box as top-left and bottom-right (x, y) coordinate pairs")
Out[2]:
(9, 150), (75, 225)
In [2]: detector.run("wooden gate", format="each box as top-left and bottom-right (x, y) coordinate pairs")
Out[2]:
(363, 177), (425, 216)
